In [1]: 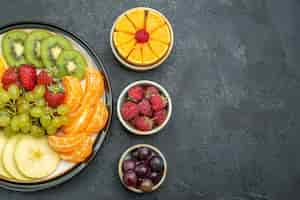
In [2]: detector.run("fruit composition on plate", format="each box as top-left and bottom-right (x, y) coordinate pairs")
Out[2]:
(120, 84), (169, 131)
(112, 7), (172, 67)
(0, 29), (109, 182)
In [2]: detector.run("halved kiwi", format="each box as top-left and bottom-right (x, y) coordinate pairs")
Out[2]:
(56, 50), (87, 80)
(25, 30), (52, 68)
(2, 31), (28, 67)
(40, 35), (73, 74)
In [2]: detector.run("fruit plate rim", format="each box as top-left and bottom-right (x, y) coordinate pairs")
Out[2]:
(0, 21), (113, 192)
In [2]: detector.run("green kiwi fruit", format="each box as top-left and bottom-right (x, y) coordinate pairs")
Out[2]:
(56, 50), (87, 80)
(2, 30), (28, 67)
(40, 35), (73, 74)
(24, 30), (52, 67)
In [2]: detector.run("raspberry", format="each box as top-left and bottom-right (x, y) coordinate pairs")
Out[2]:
(2, 68), (18, 90)
(145, 86), (159, 98)
(19, 64), (37, 90)
(138, 99), (152, 117)
(153, 109), (167, 126)
(128, 86), (144, 102)
(37, 70), (53, 85)
(150, 95), (167, 111)
(120, 101), (139, 121)
(135, 29), (149, 43)
(134, 116), (153, 131)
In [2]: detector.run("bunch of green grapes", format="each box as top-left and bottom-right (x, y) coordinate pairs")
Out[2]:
(0, 84), (69, 137)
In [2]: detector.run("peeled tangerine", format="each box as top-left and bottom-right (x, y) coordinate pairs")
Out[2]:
(113, 8), (172, 66)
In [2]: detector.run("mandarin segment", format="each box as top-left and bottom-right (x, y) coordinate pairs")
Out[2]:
(127, 44), (143, 65)
(86, 101), (109, 135)
(113, 32), (135, 47)
(116, 39), (136, 58)
(150, 24), (171, 44)
(126, 8), (146, 30)
(62, 76), (83, 112)
(48, 133), (85, 153)
(115, 15), (136, 34)
(146, 11), (166, 33)
(0, 57), (7, 83)
(148, 40), (169, 59)
(142, 44), (158, 65)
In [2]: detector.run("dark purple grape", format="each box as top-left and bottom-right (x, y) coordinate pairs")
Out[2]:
(123, 170), (137, 187)
(139, 178), (154, 192)
(135, 163), (149, 178)
(122, 159), (136, 172)
(149, 156), (164, 173)
(131, 149), (139, 160)
(146, 150), (157, 163)
(147, 171), (161, 184)
(136, 178), (143, 187)
(137, 147), (151, 160)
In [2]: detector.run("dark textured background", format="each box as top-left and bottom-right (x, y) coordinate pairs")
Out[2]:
(0, 0), (299, 199)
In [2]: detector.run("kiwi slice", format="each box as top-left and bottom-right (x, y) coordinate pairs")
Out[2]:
(56, 50), (87, 80)
(40, 35), (73, 73)
(25, 30), (52, 67)
(2, 31), (28, 67)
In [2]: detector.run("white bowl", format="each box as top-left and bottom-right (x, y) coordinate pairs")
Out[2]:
(110, 7), (174, 71)
(118, 144), (167, 193)
(117, 80), (172, 135)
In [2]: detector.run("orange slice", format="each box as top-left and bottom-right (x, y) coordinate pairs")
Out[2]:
(62, 76), (83, 113)
(115, 15), (136, 34)
(150, 24), (171, 44)
(86, 101), (109, 135)
(142, 44), (158, 65)
(59, 136), (93, 163)
(127, 44), (143, 65)
(0, 57), (7, 83)
(148, 40), (169, 59)
(126, 8), (145, 30)
(113, 32), (135, 47)
(116, 39), (136, 58)
(146, 11), (166, 33)
(48, 133), (85, 153)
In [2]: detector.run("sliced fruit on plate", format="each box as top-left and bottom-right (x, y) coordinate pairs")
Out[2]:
(59, 135), (93, 163)
(15, 135), (60, 179)
(115, 15), (137, 34)
(0, 133), (11, 178)
(2, 135), (30, 180)
(116, 39), (136, 58)
(56, 50), (87, 80)
(2, 31), (28, 67)
(150, 24), (171, 44)
(48, 132), (85, 153)
(86, 101), (109, 135)
(127, 44), (143, 65)
(146, 11), (166, 33)
(148, 40), (169, 59)
(40, 35), (73, 74)
(113, 32), (135, 47)
(0, 57), (7, 82)
(25, 30), (52, 68)
(142, 44), (158, 65)
(126, 8), (145, 30)
(62, 76), (83, 112)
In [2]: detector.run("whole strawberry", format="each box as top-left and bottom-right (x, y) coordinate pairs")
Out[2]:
(2, 68), (19, 90)
(150, 95), (167, 111)
(121, 101), (139, 121)
(19, 64), (37, 90)
(134, 116), (153, 131)
(138, 99), (152, 117)
(45, 84), (65, 108)
(128, 86), (144, 102)
(37, 70), (53, 85)
(145, 86), (159, 98)
(153, 109), (167, 126)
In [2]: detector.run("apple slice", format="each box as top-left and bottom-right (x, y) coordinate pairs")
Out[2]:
(0, 133), (12, 179)
(15, 135), (60, 179)
(2, 135), (30, 180)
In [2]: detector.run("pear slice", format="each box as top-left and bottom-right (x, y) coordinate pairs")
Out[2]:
(0, 133), (12, 179)
(2, 135), (30, 180)
(15, 135), (60, 179)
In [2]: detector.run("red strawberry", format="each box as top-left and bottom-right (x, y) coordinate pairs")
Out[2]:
(145, 86), (159, 98)
(128, 86), (144, 102)
(138, 99), (152, 117)
(120, 101), (139, 121)
(153, 109), (167, 126)
(2, 68), (18, 90)
(134, 116), (153, 131)
(37, 70), (53, 85)
(19, 64), (37, 90)
(45, 84), (65, 108)
(150, 95), (167, 111)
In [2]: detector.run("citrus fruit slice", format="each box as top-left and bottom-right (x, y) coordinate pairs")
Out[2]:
(148, 40), (169, 59)
(127, 44), (143, 65)
(86, 101), (109, 135)
(113, 32), (135, 47)
(150, 24), (171, 44)
(48, 132), (86, 153)
(115, 15), (136, 34)
(0, 56), (7, 82)
(116, 39), (136, 58)
(126, 8), (145, 30)
(142, 44), (158, 65)
(146, 11), (166, 33)
(62, 76), (83, 112)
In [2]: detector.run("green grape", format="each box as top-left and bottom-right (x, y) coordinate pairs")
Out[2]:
(18, 113), (30, 128)
(40, 114), (51, 128)
(0, 91), (10, 103)
(51, 117), (64, 128)
(33, 85), (45, 99)
(30, 125), (45, 137)
(0, 114), (10, 127)
(21, 123), (31, 134)
(4, 126), (16, 137)
(10, 116), (20, 132)
(17, 102), (31, 113)
(30, 107), (44, 118)
(7, 84), (20, 100)
(25, 92), (35, 102)
(35, 98), (46, 107)
(60, 116), (69, 125)
(56, 105), (70, 115)
(0, 103), (5, 109)
(46, 125), (57, 135)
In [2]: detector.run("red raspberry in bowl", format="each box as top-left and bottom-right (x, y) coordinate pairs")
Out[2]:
(128, 86), (144, 102)
(121, 101), (139, 121)
(134, 116), (153, 131)
(138, 99), (152, 117)
(150, 95), (167, 111)
(153, 109), (167, 126)
(145, 86), (159, 98)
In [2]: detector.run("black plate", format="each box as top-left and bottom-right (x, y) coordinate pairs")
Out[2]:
(0, 22), (113, 192)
